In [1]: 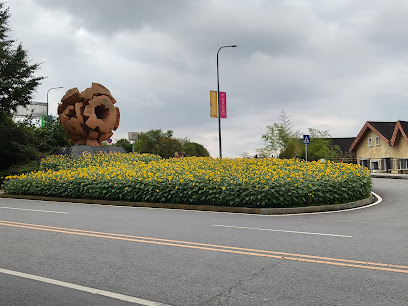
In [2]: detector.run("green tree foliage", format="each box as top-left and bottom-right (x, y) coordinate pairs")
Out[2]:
(134, 129), (174, 155)
(300, 128), (341, 161)
(257, 110), (300, 158)
(132, 130), (210, 158)
(0, 2), (46, 170)
(0, 113), (37, 169)
(280, 138), (302, 159)
(0, 114), (70, 170)
(258, 110), (341, 160)
(157, 137), (183, 158)
(114, 138), (132, 153)
(0, 2), (44, 115)
(34, 116), (70, 154)
(182, 141), (210, 157)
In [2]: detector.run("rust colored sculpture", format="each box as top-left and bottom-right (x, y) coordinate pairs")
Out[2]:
(58, 83), (120, 146)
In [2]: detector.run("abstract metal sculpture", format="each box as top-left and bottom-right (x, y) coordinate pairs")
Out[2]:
(58, 83), (120, 146)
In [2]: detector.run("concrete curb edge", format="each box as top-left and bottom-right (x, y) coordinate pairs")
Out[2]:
(370, 174), (408, 179)
(0, 192), (374, 215)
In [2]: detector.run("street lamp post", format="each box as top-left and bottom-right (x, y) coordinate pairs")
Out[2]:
(47, 87), (64, 116)
(217, 45), (237, 159)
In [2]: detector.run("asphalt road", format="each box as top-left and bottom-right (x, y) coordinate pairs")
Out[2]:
(0, 178), (407, 305)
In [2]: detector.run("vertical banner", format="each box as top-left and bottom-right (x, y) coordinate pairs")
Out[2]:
(210, 90), (218, 118)
(219, 91), (227, 118)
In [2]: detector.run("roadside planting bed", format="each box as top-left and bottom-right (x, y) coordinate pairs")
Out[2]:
(3, 153), (371, 208)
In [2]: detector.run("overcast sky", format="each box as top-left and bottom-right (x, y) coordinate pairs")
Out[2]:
(5, 0), (408, 157)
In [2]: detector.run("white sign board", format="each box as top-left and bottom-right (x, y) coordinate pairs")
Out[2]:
(128, 132), (138, 141)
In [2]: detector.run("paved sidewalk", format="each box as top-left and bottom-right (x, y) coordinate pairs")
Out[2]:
(371, 173), (408, 179)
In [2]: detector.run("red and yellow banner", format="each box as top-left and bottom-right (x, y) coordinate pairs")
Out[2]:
(210, 91), (217, 118)
(219, 92), (227, 118)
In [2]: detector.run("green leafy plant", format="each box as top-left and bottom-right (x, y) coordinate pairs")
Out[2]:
(3, 154), (372, 208)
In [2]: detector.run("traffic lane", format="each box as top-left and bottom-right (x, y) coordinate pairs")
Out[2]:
(1, 177), (406, 258)
(0, 195), (407, 266)
(372, 178), (408, 213)
(0, 195), (392, 236)
(0, 272), (146, 306)
(0, 205), (403, 268)
(0, 221), (407, 306)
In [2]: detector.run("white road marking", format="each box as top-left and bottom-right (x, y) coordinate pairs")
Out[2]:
(157, 192), (383, 217)
(0, 207), (68, 214)
(213, 224), (352, 238)
(1, 192), (382, 217)
(0, 268), (169, 306)
(277, 191), (383, 216)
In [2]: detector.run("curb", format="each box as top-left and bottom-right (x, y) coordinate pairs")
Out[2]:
(0, 193), (373, 215)
(371, 174), (408, 180)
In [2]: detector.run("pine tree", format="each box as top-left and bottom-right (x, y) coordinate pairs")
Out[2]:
(0, 2), (44, 115)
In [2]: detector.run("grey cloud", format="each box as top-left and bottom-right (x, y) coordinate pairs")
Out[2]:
(360, 4), (408, 56)
(34, 0), (319, 60)
(34, 0), (198, 33)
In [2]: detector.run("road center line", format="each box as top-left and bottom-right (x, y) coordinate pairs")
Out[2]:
(0, 207), (68, 214)
(0, 268), (168, 306)
(0, 220), (406, 274)
(213, 224), (352, 238)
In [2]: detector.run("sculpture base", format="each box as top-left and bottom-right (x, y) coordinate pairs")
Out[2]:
(55, 145), (126, 158)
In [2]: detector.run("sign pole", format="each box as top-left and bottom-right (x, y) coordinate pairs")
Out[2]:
(303, 135), (310, 162)
(305, 144), (308, 162)
(128, 132), (138, 154)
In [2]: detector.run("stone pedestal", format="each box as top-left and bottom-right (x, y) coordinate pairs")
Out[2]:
(55, 145), (125, 158)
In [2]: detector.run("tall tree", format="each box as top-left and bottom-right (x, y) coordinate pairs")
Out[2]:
(257, 110), (300, 158)
(257, 111), (341, 160)
(0, 2), (44, 115)
(0, 3), (44, 169)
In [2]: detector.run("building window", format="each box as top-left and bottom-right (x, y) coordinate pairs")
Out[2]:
(360, 159), (369, 169)
(398, 159), (408, 170)
(368, 138), (373, 146)
(371, 161), (379, 170)
(382, 158), (391, 172)
(375, 136), (380, 146)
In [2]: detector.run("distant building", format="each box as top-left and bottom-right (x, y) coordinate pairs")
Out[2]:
(330, 137), (356, 163)
(349, 121), (408, 173)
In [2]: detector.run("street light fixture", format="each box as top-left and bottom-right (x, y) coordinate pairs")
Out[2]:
(47, 86), (64, 116)
(217, 45), (237, 158)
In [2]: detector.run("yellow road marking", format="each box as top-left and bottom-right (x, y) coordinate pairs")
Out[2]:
(1, 220), (407, 274)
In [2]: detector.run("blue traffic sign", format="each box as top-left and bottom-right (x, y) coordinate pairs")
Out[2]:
(303, 135), (310, 144)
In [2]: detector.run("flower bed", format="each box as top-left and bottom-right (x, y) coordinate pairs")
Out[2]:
(3, 154), (371, 208)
